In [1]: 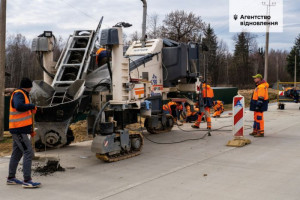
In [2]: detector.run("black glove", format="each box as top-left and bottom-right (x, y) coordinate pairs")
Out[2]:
(255, 99), (263, 111)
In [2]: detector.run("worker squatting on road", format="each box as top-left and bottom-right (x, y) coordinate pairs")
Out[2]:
(249, 74), (269, 137)
(162, 101), (183, 125)
(212, 100), (224, 118)
(192, 82), (214, 129)
(184, 102), (199, 122)
(7, 78), (41, 188)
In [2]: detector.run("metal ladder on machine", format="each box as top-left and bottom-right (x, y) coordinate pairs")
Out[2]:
(47, 17), (103, 106)
(51, 17), (103, 91)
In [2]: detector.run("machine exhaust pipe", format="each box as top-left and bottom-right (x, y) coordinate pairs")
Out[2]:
(141, 0), (147, 47)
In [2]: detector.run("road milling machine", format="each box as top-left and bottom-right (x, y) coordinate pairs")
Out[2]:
(30, 0), (205, 161)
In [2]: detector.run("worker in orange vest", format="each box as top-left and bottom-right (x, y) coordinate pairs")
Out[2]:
(184, 102), (199, 122)
(249, 74), (269, 137)
(96, 47), (109, 67)
(163, 101), (182, 125)
(212, 100), (224, 118)
(192, 82), (214, 129)
(284, 87), (299, 103)
(7, 78), (41, 188)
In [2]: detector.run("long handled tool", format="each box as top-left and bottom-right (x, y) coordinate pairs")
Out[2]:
(31, 113), (39, 160)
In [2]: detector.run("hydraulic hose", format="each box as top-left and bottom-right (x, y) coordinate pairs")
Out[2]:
(36, 52), (55, 78)
(92, 101), (110, 137)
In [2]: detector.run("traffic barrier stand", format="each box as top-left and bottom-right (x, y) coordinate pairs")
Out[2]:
(227, 95), (251, 147)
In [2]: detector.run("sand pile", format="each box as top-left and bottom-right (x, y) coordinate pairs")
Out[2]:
(69, 120), (93, 143)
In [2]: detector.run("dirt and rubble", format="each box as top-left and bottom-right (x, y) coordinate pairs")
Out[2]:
(0, 132), (13, 157)
(34, 160), (65, 176)
(69, 120), (93, 143)
(16, 159), (65, 177)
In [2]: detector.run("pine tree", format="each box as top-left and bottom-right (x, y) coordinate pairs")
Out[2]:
(286, 34), (300, 80)
(202, 24), (218, 85)
(232, 32), (252, 86)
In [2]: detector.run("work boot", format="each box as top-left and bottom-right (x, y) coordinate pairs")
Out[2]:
(254, 133), (264, 137)
(191, 125), (199, 129)
(249, 131), (257, 136)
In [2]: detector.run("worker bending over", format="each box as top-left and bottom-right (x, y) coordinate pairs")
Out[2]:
(192, 81), (214, 129)
(96, 47), (110, 67)
(284, 87), (299, 103)
(249, 74), (269, 137)
(163, 101), (183, 125)
(212, 100), (224, 118)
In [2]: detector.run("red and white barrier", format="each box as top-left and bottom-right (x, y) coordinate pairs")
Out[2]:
(233, 95), (244, 137)
(227, 94), (250, 147)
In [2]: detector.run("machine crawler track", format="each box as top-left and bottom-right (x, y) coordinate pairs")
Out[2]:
(96, 131), (144, 162)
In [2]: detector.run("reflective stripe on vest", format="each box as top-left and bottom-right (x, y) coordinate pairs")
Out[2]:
(9, 89), (33, 129)
(9, 115), (32, 122)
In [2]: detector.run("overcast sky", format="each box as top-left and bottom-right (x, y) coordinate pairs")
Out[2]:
(6, 0), (300, 52)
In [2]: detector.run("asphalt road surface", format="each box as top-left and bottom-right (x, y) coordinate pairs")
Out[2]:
(1, 103), (300, 200)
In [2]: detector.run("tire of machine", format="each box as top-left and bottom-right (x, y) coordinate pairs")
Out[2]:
(145, 114), (174, 134)
(66, 128), (75, 145)
(131, 138), (142, 150)
(35, 140), (45, 150)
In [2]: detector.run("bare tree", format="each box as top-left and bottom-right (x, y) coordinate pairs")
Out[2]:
(216, 39), (230, 85)
(159, 10), (204, 43)
(129, 31), (140, 43)
(147, 13), (160, 39)
(53, 35), (64, 61)
(5, 33), (64, 88)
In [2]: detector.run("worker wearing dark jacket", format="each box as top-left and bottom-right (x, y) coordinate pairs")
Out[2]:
(192, 82), (214, 129)
(7, 78), (41, 188)
(163, 101), (183, 125)
(249, 74), (269, 137)
(96, 47), (109, 67)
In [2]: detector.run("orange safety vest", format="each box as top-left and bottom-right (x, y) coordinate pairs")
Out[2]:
(9, 90), (33, 129)
(96, 48), (106, 64)
(284, 87), (293, 92)
(163, 102), (177, 113)
(213, 100), (224, 111)
(252, 82), (269, 101)
(202, 83), (214, 98)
